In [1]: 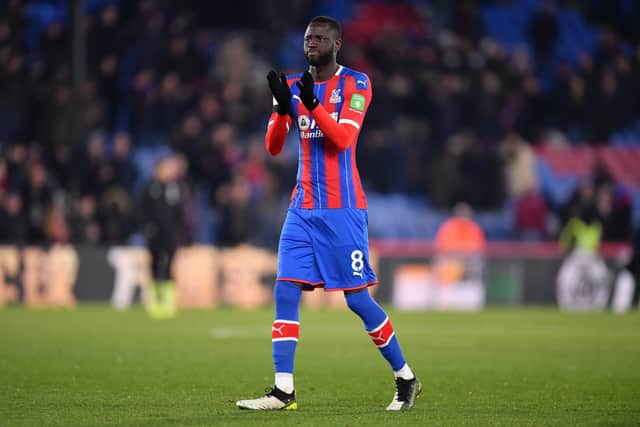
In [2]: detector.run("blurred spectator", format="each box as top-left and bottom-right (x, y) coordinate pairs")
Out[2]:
(215, 171), (256, 247)
(128, 68), (159, 137)
(499, 131), (537, 199)
(527, 0), (559, 63)
(500, 131), (547, 239)
(95, 54), (120, 130)
(108, 131), (138, 192)
(69, 194), (102, 244)
(459, 132), (506, 210)
(434, 202), (486, 254)
(99, 187), (135, 245)
(426, 131), (467, 209)
(170, 113), (205, 178)
(595, 182), (631, 242)
(561, 178), (596, 227)
(5, 143), (27, 190)
(558, 204), (601, 254)
(73, 133), (111, 197)
(21, 161), (55, 244)
(0, 192), (28, 243)
(451, 0), (485, 46)
(87, 4), (123, 63)
(359, 128), (404, 194)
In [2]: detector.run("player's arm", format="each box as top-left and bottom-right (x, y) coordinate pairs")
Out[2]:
(265, 71), (293, 156)
(308, 104), (358, 152)
(297, 71), (371, 152)
(265, 110), (292, 156)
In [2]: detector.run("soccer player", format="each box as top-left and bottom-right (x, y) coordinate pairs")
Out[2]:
(236, 16), (421, 411)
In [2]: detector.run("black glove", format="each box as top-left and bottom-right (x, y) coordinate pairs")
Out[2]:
(295, 70), (319, 111)
(267, 70), (292, 115)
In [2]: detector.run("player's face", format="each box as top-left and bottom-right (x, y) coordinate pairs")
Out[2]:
(303, 23), (340, 67)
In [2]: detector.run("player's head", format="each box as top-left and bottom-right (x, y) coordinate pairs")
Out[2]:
(304, 16), (342, 67)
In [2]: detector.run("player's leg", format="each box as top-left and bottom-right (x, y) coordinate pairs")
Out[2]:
(149, 245), (176, 319)
(272, 280), (302, 393)
(344, 288), (421, 410)
(160, 246), (177, 317)
(236, 280), (301, 410)
(146, 245), (163, 319)
(237, 209), (319, 410)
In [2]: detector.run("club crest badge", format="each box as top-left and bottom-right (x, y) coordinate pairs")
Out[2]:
(329, 89), (342, 104)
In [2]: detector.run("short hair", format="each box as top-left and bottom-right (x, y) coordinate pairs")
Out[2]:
(308, 16), (342, 39)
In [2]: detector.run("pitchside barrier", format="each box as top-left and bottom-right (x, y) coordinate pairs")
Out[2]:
(0, 242), (634, 311)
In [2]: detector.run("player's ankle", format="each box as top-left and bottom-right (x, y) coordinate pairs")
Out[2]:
(394, 363), (415, 381)
(275, 372), (294, 394)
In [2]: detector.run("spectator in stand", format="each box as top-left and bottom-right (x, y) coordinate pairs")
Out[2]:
(527, 0), (559, 63)
(215, 171), (255, 247)
(128, 68), (159, 139)
(426, 131), (468, 210)
(98, 187), (135, 245)
(561, 178), (596, 227)
(95, 53), (120, 130)
(108, 131), (138, 194)
(69, 194), (102, 244)
(435, 202), (487, 254)
(358, 128), (404, 194)
(0, 191), (28, 244)
(21, 160), (55, 245)
(170, 114), (205, 180)
(73, 133), (111, 197)
(5, 143), (27, 191)
(595, 181), (632, 242)
(451, 0), (486, 46)
(87, 4), (123, 64)
(500, 131), (548, 240)
(156, 72), (190, 134)
(590, 68), (626, 142)
(552, 67), (588, 142)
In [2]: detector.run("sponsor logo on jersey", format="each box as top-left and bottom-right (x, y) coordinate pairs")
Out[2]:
(356, 79), (368, 90)
(297, 113), (338, 138)
(300, 129), (324, 139)
(298, 115), (310, 130)
(350, 94), (365, 111)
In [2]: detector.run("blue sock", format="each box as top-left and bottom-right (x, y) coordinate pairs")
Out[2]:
(345, 289), (407, 371)
(272, 281), (302, 374)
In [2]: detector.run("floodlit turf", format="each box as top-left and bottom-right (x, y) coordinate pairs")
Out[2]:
(1, 305), (639, 426)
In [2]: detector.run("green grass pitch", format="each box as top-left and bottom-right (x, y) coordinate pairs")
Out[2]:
(1, 305), (639, 426)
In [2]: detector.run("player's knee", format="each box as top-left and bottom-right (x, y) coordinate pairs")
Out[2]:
(344, 288), (369, 314)
(274, 281), (302, 307)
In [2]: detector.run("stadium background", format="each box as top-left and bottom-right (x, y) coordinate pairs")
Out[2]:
(0, 0), (639, 308)
(1, 1), (640, 426)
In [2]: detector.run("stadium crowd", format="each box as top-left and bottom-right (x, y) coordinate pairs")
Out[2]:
(0, 0), (638, 247)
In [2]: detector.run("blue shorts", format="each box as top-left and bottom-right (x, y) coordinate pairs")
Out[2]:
(277, 208), (378, 292)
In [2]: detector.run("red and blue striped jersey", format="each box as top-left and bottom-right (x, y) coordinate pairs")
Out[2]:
(266, 65), (372, 210)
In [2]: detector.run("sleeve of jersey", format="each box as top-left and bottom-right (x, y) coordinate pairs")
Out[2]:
(310, 76), (372, 152)
(265, 112), (292, 155)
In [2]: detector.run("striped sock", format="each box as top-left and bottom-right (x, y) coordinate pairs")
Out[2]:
(272, 281), (302, 382)
(345, 289), (407, 371)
